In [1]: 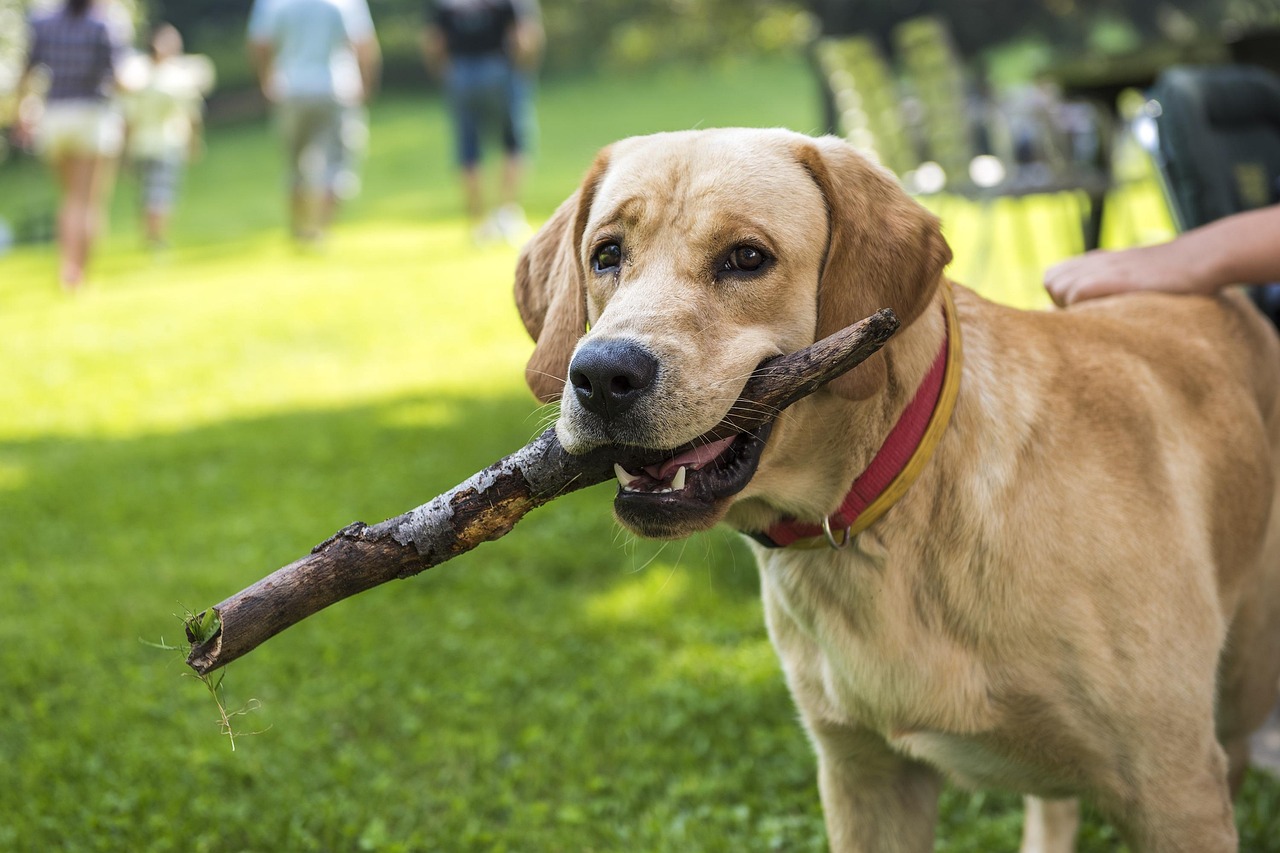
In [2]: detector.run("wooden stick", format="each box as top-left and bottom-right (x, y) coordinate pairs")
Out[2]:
(185, 309), (899, 674)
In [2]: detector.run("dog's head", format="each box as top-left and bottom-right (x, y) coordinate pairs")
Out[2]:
(515, 129), (950, 538)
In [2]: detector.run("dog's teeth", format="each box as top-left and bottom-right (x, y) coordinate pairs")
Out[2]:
(614, 463), (639, 488)
(671, 466), (687, 492)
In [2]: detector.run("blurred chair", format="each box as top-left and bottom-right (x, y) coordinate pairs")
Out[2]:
(1141, 64), (1280, 318)
(891, 16), (976, 194)
(813, 34), (917, 178)
(891, 16), (1112, 284)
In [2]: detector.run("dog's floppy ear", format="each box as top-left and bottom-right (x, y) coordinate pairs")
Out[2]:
(514, 150), (610, 403)
(793, 136), (952, 400)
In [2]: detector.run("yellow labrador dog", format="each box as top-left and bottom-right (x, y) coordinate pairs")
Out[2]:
(513, 128), (1280, 851)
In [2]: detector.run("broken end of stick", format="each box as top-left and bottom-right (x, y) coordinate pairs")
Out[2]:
(826, 309), (899, 362)
(185, 607), (224, 676)
(871, 308), (899, 337)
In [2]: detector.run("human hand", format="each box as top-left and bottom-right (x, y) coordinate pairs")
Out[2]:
(12, 94), (41, 150)
(10, 118), (34, 151)
(261, 82), (279, 103)
(1044, 241), (1215, 307)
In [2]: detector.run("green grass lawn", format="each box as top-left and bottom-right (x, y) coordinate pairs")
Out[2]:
(1, 56), (1277, 851)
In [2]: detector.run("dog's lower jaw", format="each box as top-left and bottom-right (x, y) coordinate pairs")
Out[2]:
(613, 493), (732, 539)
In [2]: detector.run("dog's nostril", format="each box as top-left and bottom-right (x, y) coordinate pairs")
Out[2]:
(570, 370), (593, 394)
(609, 375), (637, 395)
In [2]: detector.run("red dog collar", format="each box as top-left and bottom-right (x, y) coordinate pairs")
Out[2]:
(752, 285), (961, 549)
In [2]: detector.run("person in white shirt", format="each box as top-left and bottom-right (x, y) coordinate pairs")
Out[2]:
(247, 0), (381, 243)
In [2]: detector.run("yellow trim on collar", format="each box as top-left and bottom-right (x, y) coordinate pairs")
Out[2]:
(788, 282), (962, 549)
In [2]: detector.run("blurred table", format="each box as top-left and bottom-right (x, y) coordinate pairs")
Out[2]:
(1051, 39), (1229, 115)
(1225, 26), (1280, 76)
(1049, 40), (1229, 250)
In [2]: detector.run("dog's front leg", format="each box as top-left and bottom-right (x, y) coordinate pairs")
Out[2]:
(809, 721), (942, 853)
(1020, 796), (1080, 853)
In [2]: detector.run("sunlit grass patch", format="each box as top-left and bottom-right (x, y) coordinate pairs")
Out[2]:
(586, 564), (694, 624)
(0, 220), (529, 442)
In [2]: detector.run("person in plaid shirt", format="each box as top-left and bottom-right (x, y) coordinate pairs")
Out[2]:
(16, 0), (130, 291)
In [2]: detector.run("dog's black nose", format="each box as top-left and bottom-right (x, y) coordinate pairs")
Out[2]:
(569, 340), (658, 420)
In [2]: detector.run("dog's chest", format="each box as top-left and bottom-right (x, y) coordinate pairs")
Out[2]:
(755, 543), (1046, 787)
(757, 545), (993, 722)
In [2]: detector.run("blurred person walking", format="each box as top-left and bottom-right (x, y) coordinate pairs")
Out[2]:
(421, 0), (543, 245)
(15, 0), (131, 291)
(119, 23), (215, 249)
(247, 0), (381, 244)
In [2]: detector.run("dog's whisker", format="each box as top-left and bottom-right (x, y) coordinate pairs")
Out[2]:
(656, 537), (691, 595)
(523, 401), (564, 444)
(623, 534), (671, 575)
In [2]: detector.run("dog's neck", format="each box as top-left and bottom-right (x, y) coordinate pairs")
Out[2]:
(726, 282), (956, 541)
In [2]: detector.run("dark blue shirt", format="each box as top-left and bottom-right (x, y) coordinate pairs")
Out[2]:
(429, 0), (517, 58)
(27, 9), (122, 102)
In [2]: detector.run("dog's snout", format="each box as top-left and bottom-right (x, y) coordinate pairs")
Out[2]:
(569, 340), (658, 419)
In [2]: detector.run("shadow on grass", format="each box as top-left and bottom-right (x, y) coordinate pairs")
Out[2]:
(0, 388), (802, 851)
(1, 389), (1277, 851)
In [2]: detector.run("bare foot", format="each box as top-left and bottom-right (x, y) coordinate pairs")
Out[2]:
(60, 263), (84, 293)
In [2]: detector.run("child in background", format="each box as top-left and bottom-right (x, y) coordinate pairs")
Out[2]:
(119, 24), (214, 248)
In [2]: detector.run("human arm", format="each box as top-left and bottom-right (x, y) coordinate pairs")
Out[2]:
(1045, 205), (1280, 307)
(11, 66), (41, 149)
(247, 38), (277, 102)
(339, 0), (380, 103)
(353, 34), (381, 103)
(419, 21), (448, 79)
(507, 0), (544, 72)
(245, 1), (278, 102)
(187, 105), (205, 161)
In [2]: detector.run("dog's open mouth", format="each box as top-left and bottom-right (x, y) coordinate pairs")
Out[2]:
(609, 421), (774, 537)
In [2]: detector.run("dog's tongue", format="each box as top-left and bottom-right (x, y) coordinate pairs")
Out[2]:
(643, 435), (738, 481)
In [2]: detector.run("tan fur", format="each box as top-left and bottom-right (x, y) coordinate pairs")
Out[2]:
(513, 128), (1280, 851)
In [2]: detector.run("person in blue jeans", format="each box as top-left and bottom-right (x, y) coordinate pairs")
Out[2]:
(421, 0), (542, 245)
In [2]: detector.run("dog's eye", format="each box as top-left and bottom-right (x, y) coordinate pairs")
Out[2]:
(593, 242), (622, 273)
(724, 245), (768, 274)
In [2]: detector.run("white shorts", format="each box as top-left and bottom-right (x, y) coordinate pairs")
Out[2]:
(37, 101), (125, 160)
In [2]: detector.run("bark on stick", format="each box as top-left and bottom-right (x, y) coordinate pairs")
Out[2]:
(185, 309), (899, 675)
